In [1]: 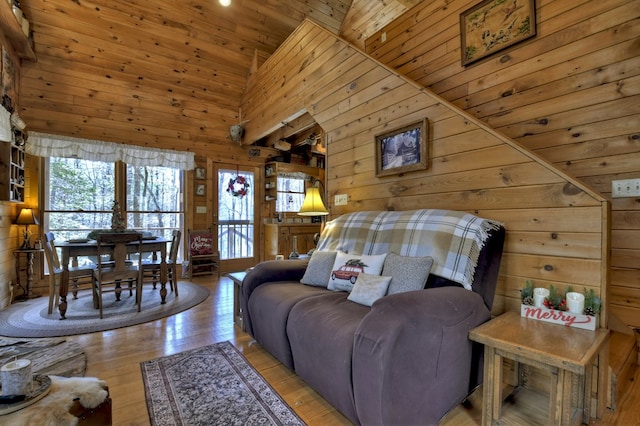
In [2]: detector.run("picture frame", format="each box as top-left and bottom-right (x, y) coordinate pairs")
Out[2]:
(195, 167), (206, 180)
(375, 119), (428, 177)
(195, 184), (206, 196)
(460, 0), (536, 66)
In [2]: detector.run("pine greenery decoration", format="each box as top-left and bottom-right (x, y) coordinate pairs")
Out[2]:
(543, 284), (567, 311)
(521, 280), (534, 305)
(583, 288), (601, 316)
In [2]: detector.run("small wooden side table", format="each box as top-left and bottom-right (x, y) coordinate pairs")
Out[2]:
(227, 271), (248, 331)
(13, 248), (44, 300)
(469, 311), (609, 426)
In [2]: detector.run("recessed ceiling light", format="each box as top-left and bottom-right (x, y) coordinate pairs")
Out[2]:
(219, 0), (231, 6)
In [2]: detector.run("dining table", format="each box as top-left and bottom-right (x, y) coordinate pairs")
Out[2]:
(56, 236), (170, 319)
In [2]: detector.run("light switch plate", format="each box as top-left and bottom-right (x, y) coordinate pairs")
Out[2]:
(612, 179), (640, 198)
(334, 194), (348, 205)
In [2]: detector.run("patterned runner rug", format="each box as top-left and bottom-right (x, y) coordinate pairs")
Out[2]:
(141, 341), (305, 426)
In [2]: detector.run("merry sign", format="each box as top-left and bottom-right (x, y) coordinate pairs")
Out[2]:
(521, 305), (597, 331)
(190, 234), (214, 255)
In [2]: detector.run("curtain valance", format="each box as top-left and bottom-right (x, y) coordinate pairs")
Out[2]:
(27, 132), (196, 170)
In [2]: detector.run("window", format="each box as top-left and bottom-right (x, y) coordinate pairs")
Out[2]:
(125, 164), (184, 241)
(44, 158), (184, 263)
(44, 158), (115, 241)
(275, 175), (305, 213)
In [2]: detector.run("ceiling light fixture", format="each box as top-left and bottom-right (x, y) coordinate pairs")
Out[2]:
(219, 0), (231, 6)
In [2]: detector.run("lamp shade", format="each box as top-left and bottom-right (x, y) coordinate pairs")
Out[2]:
(15, 208), (39, 225)
(298, 187), (328, 216)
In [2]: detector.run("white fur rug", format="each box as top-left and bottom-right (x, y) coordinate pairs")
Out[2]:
(3, 376), (108, 426)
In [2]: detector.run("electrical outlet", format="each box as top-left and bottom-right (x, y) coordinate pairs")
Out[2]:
(335, 194), (348, 206)
(381, 32), (387, 43)
(612, 178), (640, 198)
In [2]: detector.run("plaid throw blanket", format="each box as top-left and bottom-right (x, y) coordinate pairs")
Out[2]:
(316, 209), (503, 290)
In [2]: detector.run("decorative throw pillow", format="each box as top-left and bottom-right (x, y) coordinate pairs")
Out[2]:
(328, 251), (387, 292)
(347, 273), (392, 307)
(382, 253), (434, 295)
(300, 250), (337, 287)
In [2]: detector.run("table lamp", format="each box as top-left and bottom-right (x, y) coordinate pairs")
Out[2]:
(15, 208), (39, 249)
(298, 180), (329, 217)
(298, 179), (328, 256)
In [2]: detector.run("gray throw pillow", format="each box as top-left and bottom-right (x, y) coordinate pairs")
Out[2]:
(347, 273), (392, 306)
(382, 253), (434, 295)
(300, 251), (337, 287)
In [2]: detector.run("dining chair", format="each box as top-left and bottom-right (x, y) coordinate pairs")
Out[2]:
(42, 232), (96, 315)
(142, 230), (182, 296)
(93, 232), (143, 319)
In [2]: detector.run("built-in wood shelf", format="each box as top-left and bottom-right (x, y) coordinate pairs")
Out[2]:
(0, 1), (36, 61)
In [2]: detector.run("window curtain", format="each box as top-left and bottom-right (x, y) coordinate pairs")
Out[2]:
(0, 105), (11, 142)
(27, 132), (196, 170)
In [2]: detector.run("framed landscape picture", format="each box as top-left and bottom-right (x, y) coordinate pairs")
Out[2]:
(460, 0), (536, 66)
(375, 119), (428, 177)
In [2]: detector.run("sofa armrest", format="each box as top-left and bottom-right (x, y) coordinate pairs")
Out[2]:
(241, 259), (309, 335)
(352, 286), (491, 425)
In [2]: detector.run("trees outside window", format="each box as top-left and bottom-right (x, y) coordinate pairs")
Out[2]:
(44, 158), (184, 263)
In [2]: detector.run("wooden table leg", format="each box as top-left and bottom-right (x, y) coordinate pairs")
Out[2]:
(159, 260), (167, 304)
(583, 365), (593, 424)
(25, 252), (36, 298)
(549, 366), (573, 425)
(59, 267), (69, 319)
(560, 369), (573, 425)
(549, 367), (560, 424)
(482, 345), (502, 426)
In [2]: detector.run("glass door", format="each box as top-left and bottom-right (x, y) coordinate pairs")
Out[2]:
(214, 164), (259, 272)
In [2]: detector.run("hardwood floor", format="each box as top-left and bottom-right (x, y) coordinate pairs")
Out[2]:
(64, 276), (638, 425)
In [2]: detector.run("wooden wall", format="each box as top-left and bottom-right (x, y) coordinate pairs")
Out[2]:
(241, 19), (610, 327)
(0, 146), (40, 308)
(0, 36), (26, 309)
(338, 0), (419, 49)
(364, 0), (639, 329)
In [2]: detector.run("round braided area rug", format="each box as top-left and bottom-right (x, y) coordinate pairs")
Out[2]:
(0, 282), (209, 338)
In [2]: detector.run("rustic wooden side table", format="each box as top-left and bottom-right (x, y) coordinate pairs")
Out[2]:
(13, 248), (44, 300)
(469, 311), (609, 426)
(227, 271), (248, 331)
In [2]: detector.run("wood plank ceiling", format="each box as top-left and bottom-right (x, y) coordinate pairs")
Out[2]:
(17, 0), (417, 156)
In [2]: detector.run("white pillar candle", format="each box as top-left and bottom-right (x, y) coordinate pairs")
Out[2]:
(533, 288), (550, 308)
(566, 292), (585, 314)
(1, 359), (32, 396)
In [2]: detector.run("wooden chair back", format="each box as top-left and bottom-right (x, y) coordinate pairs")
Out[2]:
(96, 232), (143, 276)
(43, 231), (95, 314)
(169, 229), (182, 264)
(43, 232), (62, 273)
(94, 232), (144, 318)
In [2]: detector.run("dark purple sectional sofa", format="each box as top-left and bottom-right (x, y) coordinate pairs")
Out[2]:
(242, 210), (505, 425)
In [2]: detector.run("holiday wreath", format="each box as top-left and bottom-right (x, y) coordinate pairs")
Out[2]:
(227, 175), (249, 198)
